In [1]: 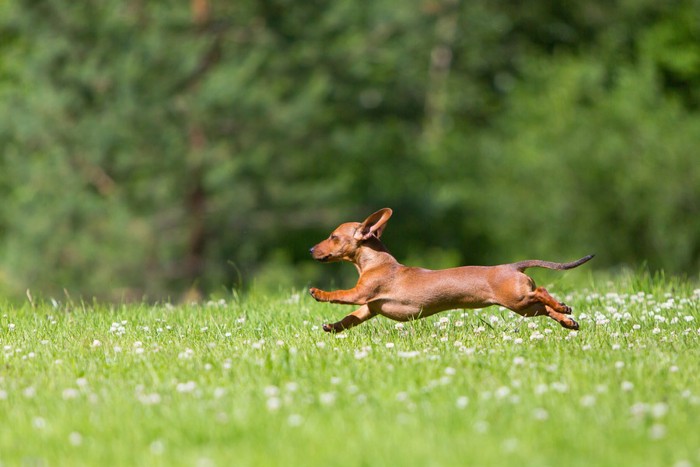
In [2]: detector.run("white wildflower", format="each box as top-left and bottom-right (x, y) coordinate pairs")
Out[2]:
(62, 388), (80, 400)
(649, 424), (666, 440)
(267, 397), (281, 411)
(288, 414), (304, 427)
(68, 432), (82, 446)
(319, 392), (336, 406)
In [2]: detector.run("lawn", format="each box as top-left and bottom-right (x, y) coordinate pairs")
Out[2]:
(1, 273), (698, 466)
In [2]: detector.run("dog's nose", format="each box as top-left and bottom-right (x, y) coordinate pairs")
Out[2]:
(309, 246), (315, 255)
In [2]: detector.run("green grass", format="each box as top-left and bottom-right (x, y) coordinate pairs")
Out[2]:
(1, 274), (699, 466)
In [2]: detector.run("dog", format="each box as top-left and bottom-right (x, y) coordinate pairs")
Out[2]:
(309, 208), (593, 332)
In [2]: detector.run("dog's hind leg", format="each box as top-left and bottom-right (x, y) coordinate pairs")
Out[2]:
(532, 287), (572, 314)
(510, 302), (579, 330)
(323, 305), (375, 333)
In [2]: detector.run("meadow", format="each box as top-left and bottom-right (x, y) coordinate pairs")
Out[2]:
(1, 272), (699, 467)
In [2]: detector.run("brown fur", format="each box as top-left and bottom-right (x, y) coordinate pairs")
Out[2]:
(309, 208), (593, 332)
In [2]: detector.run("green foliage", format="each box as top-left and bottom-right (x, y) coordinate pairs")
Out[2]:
(0, 0), (698, 300)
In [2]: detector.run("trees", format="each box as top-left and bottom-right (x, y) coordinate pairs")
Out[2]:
(0, 0), (698, 300)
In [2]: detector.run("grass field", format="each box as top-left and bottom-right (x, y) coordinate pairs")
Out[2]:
(1, 272), (699, 466)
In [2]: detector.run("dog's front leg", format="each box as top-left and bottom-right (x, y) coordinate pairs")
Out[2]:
(323, 305), (375, 333)
(309, 286), (369, 305)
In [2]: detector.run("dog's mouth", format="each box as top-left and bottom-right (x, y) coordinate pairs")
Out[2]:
(310, 247), (332, 262)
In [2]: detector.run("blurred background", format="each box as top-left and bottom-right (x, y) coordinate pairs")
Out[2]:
(0, 0), (698, 302)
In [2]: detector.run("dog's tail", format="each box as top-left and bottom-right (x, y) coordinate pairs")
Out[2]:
(512, 254), (595, 272)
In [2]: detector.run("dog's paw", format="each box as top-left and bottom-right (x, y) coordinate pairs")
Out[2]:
(309, 287), (323, 301)
(565, 318), (579, 330)
(560, 303), (572, 314)
(322, 323), (335, 333)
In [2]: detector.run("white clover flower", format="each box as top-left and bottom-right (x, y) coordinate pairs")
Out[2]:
(456, 396), (469, 409)
(651, 402), (669, 419)
(615, 361), (625, 369)
(176, 381), (197, 393)
(529, 331), (544, 341)
(266, 397), (281, 411)
(354, 350), (369, 360)
(513, 356), (525, 366)
(621, 381), (634, 392)
(473, 420), (489, 433)
(502, 438), (519, 453)
(495, 386), (511, 399)
(532, 408), (549, 421)
(287, 414), (304, 427)
(62, 388), (80, 400)
(580, 395), (596, 407)
(630, 402), (649, 417)
(285, 382), (299, 392)
(551, 382), (569, 393)
(649, 424), (666, 440)
(138, 393), (162, 405)
(68, 432), (83, 446)
(319, 392), (336, 405)
(445, 367), (456, 376)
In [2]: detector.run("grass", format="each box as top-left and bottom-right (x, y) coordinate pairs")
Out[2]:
(1, 272), (699, 466)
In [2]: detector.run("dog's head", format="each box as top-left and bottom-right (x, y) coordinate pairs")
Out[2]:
(310, 208), (393, 263)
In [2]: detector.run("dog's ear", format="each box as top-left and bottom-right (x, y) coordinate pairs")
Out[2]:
(355, 208), (393, 240)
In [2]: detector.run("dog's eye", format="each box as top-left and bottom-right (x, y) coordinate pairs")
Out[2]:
(330, 234), (338, 241)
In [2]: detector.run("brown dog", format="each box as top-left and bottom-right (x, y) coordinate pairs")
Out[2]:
(309, 208), (593, 332)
